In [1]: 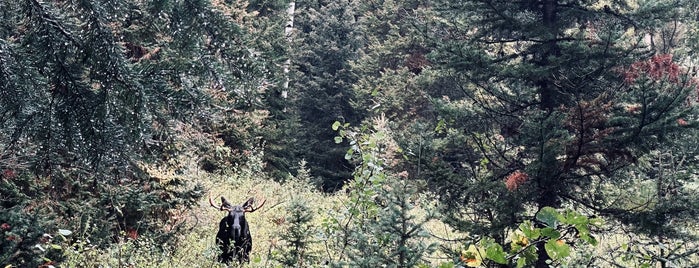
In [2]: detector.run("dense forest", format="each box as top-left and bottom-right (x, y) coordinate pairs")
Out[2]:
(1, 0), (698, 267)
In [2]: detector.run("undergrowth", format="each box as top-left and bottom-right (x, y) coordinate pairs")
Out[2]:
(54, 161), (461, 267)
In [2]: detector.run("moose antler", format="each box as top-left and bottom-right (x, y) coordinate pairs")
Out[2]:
(244, 196), (266, 213)
(209, 196), (233, 211)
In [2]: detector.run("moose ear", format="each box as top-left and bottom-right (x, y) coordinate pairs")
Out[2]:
(221, 197), (234, 208)
(242, 197), (255, 208)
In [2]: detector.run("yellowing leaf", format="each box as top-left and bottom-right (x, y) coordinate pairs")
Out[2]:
(461, 245), (486, 267)
(510, 230), (529, 249)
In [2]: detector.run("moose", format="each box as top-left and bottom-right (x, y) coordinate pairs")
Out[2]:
(209, 195), (265, 264)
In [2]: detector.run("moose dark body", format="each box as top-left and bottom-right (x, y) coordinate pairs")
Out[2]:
(210, 196), (265, 264)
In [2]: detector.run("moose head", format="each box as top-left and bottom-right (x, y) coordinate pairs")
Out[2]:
(209, 195), (265, 264)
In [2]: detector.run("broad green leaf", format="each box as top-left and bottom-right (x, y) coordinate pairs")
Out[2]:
(575, 223), (590, 236)
(438, 262), (455, 268)
(334, 136), (343, 144)
(462, 245), (485, 267)
(520, 244), (538, 263)
(540, 227), (561, 239)
(564, 210), (588, 225)
(579, 233), (598, 246)
(484, 243), (508, 264)
(332, 121), (341, 131)
(519, 221), (540, 239)
(536, 207), (561, 228)
(544, 239), (570, 260)
(517, 257), (526, 268)
(510, 230), (530, 250)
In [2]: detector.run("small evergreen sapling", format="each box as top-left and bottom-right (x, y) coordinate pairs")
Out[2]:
(346, 178), (435, 268)
(275, 197), (319, 267)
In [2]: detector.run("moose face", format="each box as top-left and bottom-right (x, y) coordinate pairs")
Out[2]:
(210, 196), (265, 264)
(226, 202), (250, 242)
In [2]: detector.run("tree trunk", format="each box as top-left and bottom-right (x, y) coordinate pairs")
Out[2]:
(282, 2), (296, 100)
(535, 1), (560, 266)
(537, 0), (561, 111)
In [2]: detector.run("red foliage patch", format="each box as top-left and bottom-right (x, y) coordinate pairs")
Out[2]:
(505, 170), (528, 192)
(622, 53), (699, 105)
(126, 228), (139, 240)
(2, 169), (16, 179)
(623, 54), (681, 84)
(1, 223), (10, 230)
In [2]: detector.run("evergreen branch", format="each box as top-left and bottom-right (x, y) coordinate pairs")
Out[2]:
(603, 5), (641, 30)
(29, 0), (81, 47)
(456, 76), (537, 119)
(477, 37), (579, 45)
(426, 230), (469, 243)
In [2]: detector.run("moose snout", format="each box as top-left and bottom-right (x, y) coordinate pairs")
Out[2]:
(232, 224), (241, 239)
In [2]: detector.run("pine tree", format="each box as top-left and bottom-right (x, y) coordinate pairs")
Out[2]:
(275, 197), (319, 267)
(424, 0), (698, 265)
(346, 179), (435, 268)
(289, 0), (364, 190)
(249, 0), (303, 181)
(0, 0), (269, 264)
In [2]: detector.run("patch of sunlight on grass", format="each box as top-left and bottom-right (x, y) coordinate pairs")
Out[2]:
(164, 172), (336, 267)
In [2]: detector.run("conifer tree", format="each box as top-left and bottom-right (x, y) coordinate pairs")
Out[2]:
(348, 0), (440, 184)
(275, 197), (319, 267)
(0, 0), (270, 264)
(608, 126), (699, 267)
(289, 0), (364, 190)
(249, 0), (304, 181)
(326, 117), (435, 267)
(424, 0), (699, 265)
(345, 178), (435, 268)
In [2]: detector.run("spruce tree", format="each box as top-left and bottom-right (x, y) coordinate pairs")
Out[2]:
(609, 127), (699, 267)
(326, 117), (436, 267)
(348, 0), (441, 186)
(275, 197), (319, 267)
(346, 179), (435, 268)
(0, 0), (270, 264)
(249, 0), (303, 181)
(424, 0), (698, 265)
(289, 0), (364, 190)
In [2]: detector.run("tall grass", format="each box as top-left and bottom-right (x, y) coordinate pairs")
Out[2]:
(58, 161), (465, 268)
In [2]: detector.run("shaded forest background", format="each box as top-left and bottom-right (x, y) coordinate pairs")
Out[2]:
(1, 0), (699, 267)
